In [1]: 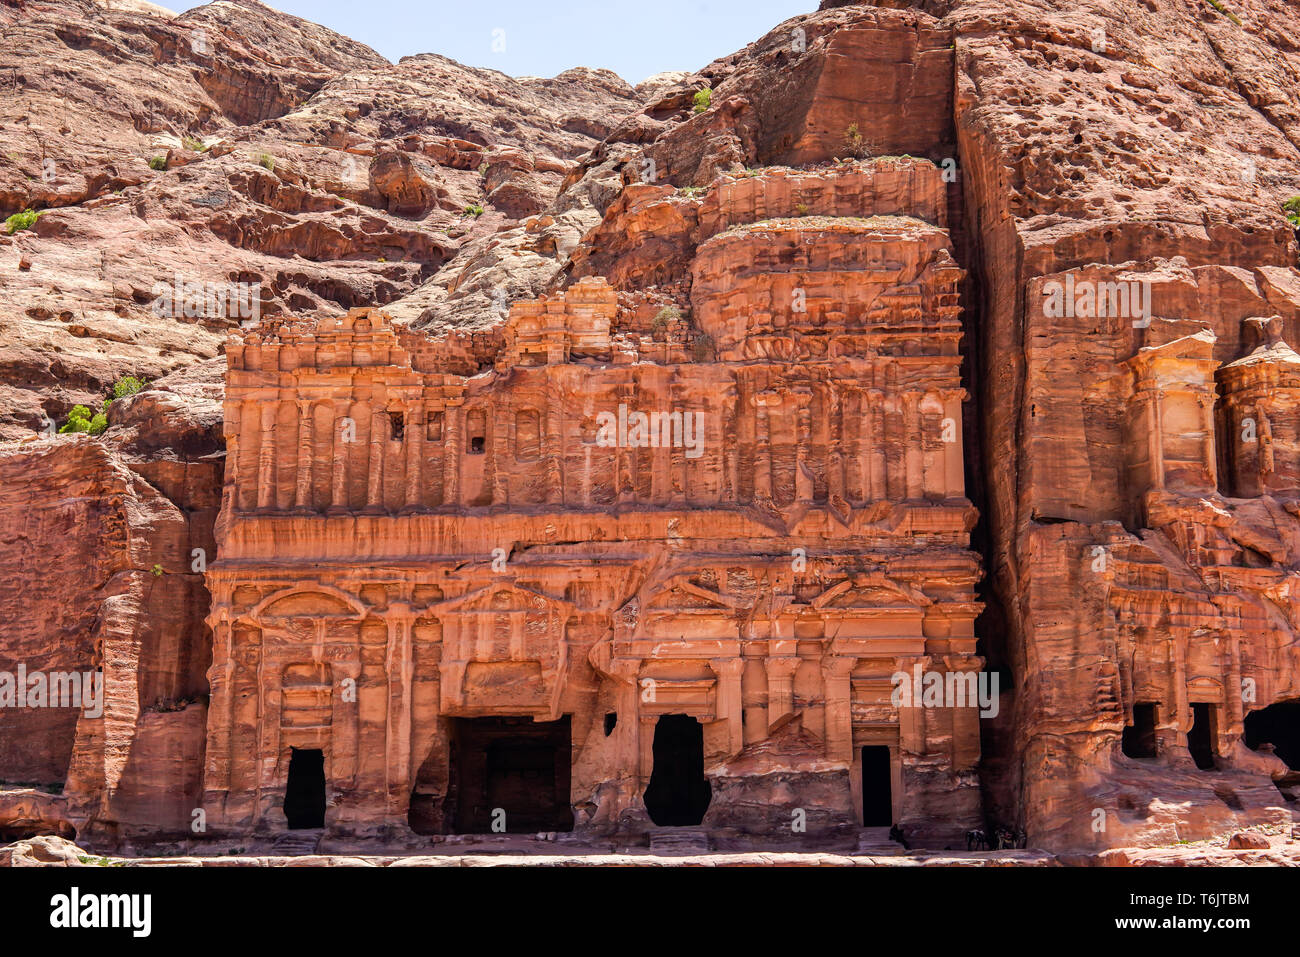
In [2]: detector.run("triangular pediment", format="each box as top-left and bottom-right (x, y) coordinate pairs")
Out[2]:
(810, 576), (930, 610)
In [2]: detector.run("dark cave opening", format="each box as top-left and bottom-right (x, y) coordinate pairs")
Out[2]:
(1244, 699), (1300, 771)
(284, 747), (326, 829)
(644, 714), (711, 827)
(1122, 702), (1159, 759)
(861, 745), (893, 827)
(1188, 703), (1217, 770)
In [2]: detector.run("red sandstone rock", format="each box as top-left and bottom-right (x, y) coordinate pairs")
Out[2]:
(4, 0), (1300, 862)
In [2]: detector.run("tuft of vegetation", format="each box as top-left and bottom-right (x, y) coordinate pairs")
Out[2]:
(1206, 0), (1243, 25)
(181, 135), (208, 153)
(678, 185), (705, 198)
(112, 375), (147, 400)
(795, 202), (809, 216)
(151, 564), (165, 577)
(463, 204), (485, 217)
(58, 405), (107, 436)
(57, 376), (147, 437)
(651, 305), (680, 336)
(148, 155), (167, 171)
(4, 208), (41, 234)
(693, 88), (712, 114)
(1284, 196), (1300, 228)
(255, 152), (275, 171)
(843, 123), (874, 160)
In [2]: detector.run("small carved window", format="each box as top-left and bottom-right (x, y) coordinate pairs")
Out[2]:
(388, 411), (404, 441)
(426, 411), (444, 442)
(467, 409), (486, 455)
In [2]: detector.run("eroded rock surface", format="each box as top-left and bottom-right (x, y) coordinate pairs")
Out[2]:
(4, 0), (1300, 857)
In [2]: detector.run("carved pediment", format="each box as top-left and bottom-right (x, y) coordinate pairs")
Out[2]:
(431, 583), (568, 615)
(644, 577), (742, 613)
(810, 576), (931, 610)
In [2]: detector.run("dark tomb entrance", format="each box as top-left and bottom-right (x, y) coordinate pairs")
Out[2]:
(284, 747), (325, 829)
(1122, 702), (1159, 758)
(861, 745), (893, 826)
(1244, 699), (1300, 791)
(449, 716), (572, 833)
(643, 714), (711, 826)
(1188, 703), (1217, 770)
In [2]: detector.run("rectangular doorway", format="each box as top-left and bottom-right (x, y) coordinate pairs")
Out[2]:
(861, 745), (893, 827)
(1122, 702), (1158, 758)
(449, 716), (572, 833)
(1188, 703), (1217, 770)
(284, 747), (326, 829)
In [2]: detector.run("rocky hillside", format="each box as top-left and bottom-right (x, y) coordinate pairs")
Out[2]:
(0, 0), (646, 439)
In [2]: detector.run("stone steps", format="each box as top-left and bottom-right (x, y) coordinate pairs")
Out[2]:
(857, 827), (907, 855)
(271, 829), (323, 855)
(648, 826), (712, 855)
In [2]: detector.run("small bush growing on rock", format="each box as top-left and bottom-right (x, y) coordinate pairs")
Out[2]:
(679, 185), (704, 198)
(463, 204), (485, 217)
(182, 135), (207, 153)
(1206, 0), (1242, 25)
(4, 208), (41, 234)
(255, 153), (275, 171)
(844, 123), (873, 160)
(1284, 196), (1300, 228)
(693, 88), (712, 114)
(148, 155), (167, 171)
(112, 375), (147, 399)
(58, 405), (107, 436)
(795, 202), (809, 216)
(651, 305), (680, 337)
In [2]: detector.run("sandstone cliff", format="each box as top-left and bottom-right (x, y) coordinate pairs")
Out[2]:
(4, 0), (1300, 855)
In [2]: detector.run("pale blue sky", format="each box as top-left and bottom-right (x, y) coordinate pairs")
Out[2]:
(207, 0), (814, 85)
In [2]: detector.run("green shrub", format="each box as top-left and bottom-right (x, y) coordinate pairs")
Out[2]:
(463, 204), (484, 217)
(181, 135), (207, 153)
(148, 155), (167, 171)
(4, 208), (41, 234)
(58, 405), (105, 435)
(112, 375), (147, 399)
(843, 123), (873, 160)
(255, 153), (275, 171)
(678, 185), (704, 198)
(693, 88), (711, 114)
(1284, 196), (1300, 228)
(1207, 0), (1242, 25)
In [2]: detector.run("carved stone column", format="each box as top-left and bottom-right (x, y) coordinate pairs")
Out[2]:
(442, 405), (461, 506)
(821, 654), (856, 765)
(384, 604), (414, 820)
(329, 400), (350, 514)
(711, 657), (746, 759)
(403, 404), (423, 512)
(256, 400), (276, 511)
(294, 399), (314, 511)
(365, 407), (386, 513)
(765, 644), (800, 726)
